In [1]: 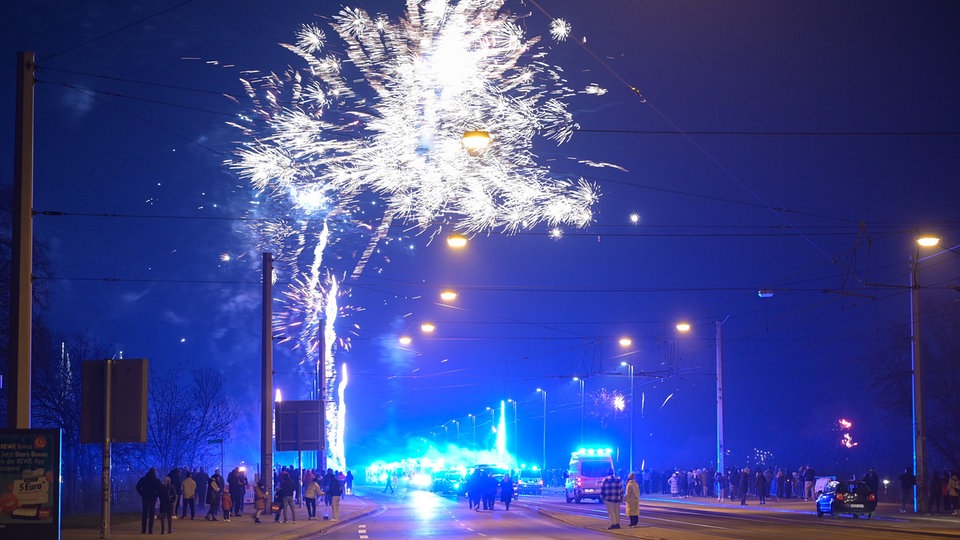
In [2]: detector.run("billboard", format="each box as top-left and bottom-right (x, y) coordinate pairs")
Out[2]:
(0, 429), (61, 539)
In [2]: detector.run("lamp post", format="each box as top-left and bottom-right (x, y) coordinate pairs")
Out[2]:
(911, 235), (940, 512)
(452, 419), (460, 446)
(713, 319), (726, 478)
(573, 377), (585, 447)
(468, 413), (477, 447)
(536, 388), (547, 471)
(620, 362), (634, 474)
(486, 406), (496, 449)
(507, 399), (519, 459)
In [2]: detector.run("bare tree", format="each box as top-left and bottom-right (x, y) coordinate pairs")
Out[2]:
(869, 298), (960, 471)
(133, 366), (239, 472)
(32, 331), (111, 512)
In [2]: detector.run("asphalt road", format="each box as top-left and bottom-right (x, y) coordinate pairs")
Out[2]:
(59, 486), (960, 539)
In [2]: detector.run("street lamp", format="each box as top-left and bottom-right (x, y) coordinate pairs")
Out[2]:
(536, 388), (547, 471)
(451, 420), (460, 446)
(911, 234), (940, 512)
(573, 377), (585, 447)
(439, 289), (458, 302)
(446, 234), (468, 249)
(712, 319), (726, 478)
(620, 362), (634, 474)
(462, 129), (492, 155)
(486, 406), (496, 450)
(507, 399), (519, 459)
(468, 413), (477, 447)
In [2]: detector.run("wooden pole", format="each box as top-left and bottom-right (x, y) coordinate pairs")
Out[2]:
(9, 51), (35, 428)
(262, 254), (274, 498)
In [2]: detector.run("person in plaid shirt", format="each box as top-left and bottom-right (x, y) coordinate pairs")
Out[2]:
(601, 468), (624, 529)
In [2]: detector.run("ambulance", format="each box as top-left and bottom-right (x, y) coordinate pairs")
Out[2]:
(564, 447), (615, 503)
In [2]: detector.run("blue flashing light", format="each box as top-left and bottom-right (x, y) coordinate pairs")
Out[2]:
(572, 447), (613, 458)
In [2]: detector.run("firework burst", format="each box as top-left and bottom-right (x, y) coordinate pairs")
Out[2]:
(232, 0), (599, 236)
(229, 0), (600, 469)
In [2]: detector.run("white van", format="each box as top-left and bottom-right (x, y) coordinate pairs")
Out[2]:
(564, 448), (615, 503)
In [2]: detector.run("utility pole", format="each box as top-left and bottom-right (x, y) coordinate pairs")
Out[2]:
(9, 51), (35, 429)
(261, 253), (274, 497)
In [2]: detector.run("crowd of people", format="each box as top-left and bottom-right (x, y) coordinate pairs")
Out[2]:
(462, 468), (516, 511)
(134, 464), (354, 534)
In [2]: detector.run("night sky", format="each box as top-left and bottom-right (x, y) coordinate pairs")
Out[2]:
(4, 0), (959, 478)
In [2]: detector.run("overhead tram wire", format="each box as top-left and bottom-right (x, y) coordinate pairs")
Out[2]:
(37, 75), (228, 157)
(38, 66), (242, 99)
(44, 0), (198, 61)
(577, 128), (960, 137)
(526, 0), (845, 266)
(36, 209), (903, 236)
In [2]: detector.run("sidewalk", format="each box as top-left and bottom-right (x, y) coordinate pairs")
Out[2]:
(61, 493), (378, 540)
(536, 489), (960, 536)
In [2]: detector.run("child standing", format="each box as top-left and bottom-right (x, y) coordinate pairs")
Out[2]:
(221, 489), (233, 522)
(253, 481), (268, 523)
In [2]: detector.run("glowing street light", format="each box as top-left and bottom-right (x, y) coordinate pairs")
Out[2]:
(446, 234), (468, 249)
(420, 322), (437, 333)
(398, 335), (412, 346)
(439, 289), (458, 302)
(536, 388), (547, 471)
(916, 236), (940, 248)
(618, 337), (632, 347)
(675, 322), (691, 333)
(462, 130), (492, 156)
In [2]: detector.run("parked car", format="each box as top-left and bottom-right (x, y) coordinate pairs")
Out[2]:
(431, 470), (464, 495)
(815, 480), (877, 519)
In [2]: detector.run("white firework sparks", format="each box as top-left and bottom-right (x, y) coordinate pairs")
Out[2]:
(550, 18), (572, 41)
(229, 0), (601, 470)
(232, 0), (599, 236)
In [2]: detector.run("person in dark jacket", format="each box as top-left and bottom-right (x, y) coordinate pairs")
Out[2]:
(929, 471), (944, 514)
(900, 467), (916, 513)
(136, 467), (163, 534)
(326, 469), (344, 520)
(204, 472), (222, 520)
(739, 468), (750, 506)
(756, 469), (768, 505)
(278, 470), (297, 523)
(159, 476), (177, 534)
(500, 474), (515, 510)
(863, 468), (880, 499)
(466, 470), (481, 510)
(167, 467), (181, 519)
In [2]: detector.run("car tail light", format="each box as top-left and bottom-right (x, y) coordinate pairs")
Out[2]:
(835, 493), (844, 502)
(868, 493), (876, 502)
(576, 477), (583, 488)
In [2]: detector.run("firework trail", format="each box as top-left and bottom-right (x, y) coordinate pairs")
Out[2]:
(230, 0), (600, 470)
